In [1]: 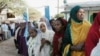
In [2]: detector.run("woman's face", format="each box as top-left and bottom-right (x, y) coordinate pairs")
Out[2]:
(55, 20), (63, 32)
(40, 23), (46, 32)
(51, 20), (56, 28)
(76, 8), (85, 21)
(29, 29), (37, 37)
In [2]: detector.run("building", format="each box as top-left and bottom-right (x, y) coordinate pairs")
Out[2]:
(61, 1), (100, 23)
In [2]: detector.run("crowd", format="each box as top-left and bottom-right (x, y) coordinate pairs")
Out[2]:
(1, 5), (100, 56)
(0, 21), (15, 41)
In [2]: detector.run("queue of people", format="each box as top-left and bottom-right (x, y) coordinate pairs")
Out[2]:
(0, 21), (15, 41)
(6, 5), (100, 56)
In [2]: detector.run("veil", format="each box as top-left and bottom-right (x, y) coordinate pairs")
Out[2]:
(39, 17), (52, 30)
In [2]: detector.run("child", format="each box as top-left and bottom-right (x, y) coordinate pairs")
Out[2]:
(27, 28), (41, 56)
(39, 22), (54, 56)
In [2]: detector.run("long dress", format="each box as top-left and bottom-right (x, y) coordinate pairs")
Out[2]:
(40, 30), (54, 56)
(52, 18), (67, 56)
(27, 34), (41, 56)
(1, 24), (9, 40)
(17, 27), (28, 56)
(62, 6), (91, 56)
(62, 20), (91, 56)
(14, 27), (20, 48)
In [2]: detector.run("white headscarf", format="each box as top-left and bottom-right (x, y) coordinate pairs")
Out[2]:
(40, 17), (52, 30)
(38, 22), (54, 41)
(38, 22), (48, 33)
(38, 22), (54, 56)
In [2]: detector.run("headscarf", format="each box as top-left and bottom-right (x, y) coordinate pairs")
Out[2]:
(28, 27), (38, 34)
(70, 5), (82, 23)
(62, 5), (91, 56)
(85, 12), (100, 56)
(56, 17), (67, 31)
(62, 6), (82, 52)
(38, 22), (48, 33)
(49, 19), (56, 31)
(40, 17), (52, 30)
(52, 17), (67, 56)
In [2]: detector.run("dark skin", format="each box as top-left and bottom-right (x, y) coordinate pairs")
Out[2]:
(29, 30), (37, 38)
(70, 9), (85, 51)
(39, 23), (51, 52)
(55, 20), (64, 51)
(70, 42), (84, 51)
(40, 38), (51, 52)
(28, 29), (37, 54)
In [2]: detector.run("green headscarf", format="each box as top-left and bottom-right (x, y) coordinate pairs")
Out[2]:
(61, 5), (82, 56)
(70, 5), (82, 23)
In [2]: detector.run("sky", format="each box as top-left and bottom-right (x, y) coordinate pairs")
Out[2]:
(24, 0), (100, 17)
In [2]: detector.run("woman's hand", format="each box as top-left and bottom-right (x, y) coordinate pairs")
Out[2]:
(71, 42), (84, 51)
(41, 38), (46, 45)
(41, 38), (51, 45)
(40, 38), (46, 52)
(45, 40), (51, 45)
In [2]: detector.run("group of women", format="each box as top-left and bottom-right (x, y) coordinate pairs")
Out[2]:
(14, 5), (100, 56)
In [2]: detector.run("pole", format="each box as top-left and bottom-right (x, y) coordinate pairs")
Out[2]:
(63, 0), (67, 20)
(57, 0), (59, 14)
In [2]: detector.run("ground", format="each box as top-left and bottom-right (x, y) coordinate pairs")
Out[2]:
(0, 38), (21, 56)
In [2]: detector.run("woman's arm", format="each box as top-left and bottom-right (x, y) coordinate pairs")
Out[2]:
(70, 42), (84, 51)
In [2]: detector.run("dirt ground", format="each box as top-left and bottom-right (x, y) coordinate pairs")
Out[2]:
(0, 38), (21, 56)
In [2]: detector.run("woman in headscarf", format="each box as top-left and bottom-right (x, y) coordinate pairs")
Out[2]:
(49, 19), (56, 31)
(27, 27), (41, 56)
(15, 22), (28, 56)
(38, 22), (54, 56)
(40, 17), (53, 30)
(62, 5), (91, 56)
(52, 17), (67, 56)
(85, 12), (100, 56)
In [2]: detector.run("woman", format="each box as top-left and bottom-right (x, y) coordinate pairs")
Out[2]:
(49, 19), (56, 31)
(27, 28), (41, 56)
(40, 17), (52, 30)
(52, 17), (67, 56)
(39, 22), (54, 56)
(85, 12), (100, 56)
(16, 22), (28, 56)
(62, 6), (91, 56)
(14, 25), (20, 49)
